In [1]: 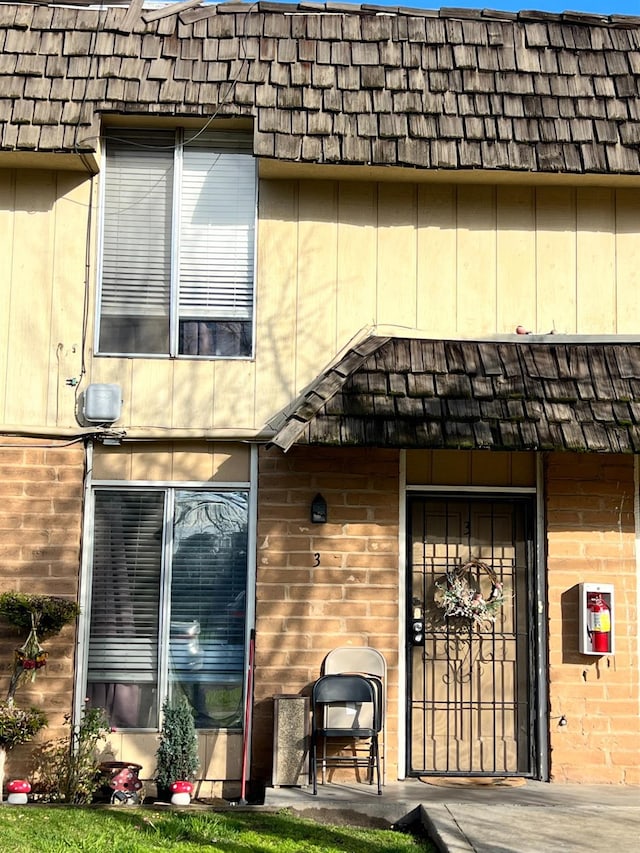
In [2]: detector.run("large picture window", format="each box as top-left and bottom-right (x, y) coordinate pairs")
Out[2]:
(86, 488), (248, 730)
(98, 128), (256, 358)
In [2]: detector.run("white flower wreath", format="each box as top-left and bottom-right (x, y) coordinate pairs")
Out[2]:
(435, 558), (505, 626)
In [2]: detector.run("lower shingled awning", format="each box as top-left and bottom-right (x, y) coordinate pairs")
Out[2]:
(269, 335), (640, 454)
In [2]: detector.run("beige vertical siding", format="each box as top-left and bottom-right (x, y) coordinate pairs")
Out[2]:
(7, 171), (56, 426)
(456, 185), (497, 335)
(0, 169), (91, 429)
(496, 186), (536, 334)
(417, 184), (457, 336)
(255, 180), (640, 425)
(614, 189), (640, 334)
(535, 187), (577, 334)
(254, 179), (298, 422)
(406, 450), (536, 487)
(0, 172), (14, 421)
(105, 730), (242, 797)
(377, 184), (418, 329)
(3, 170), (640, 433)
(336, 182), (377, 346)
(92, 440), (250, 482)
(576, 188), (616, 333)
(295, 181), (339, 390)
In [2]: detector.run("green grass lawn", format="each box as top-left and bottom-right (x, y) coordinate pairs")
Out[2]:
(0, 805), (434, 852)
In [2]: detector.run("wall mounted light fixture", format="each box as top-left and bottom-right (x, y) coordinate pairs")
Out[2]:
(310, 493), (327, 524)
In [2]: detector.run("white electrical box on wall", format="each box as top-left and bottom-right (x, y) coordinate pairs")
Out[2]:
(83, 383), (122, 424)
(579, 582), (615, 655)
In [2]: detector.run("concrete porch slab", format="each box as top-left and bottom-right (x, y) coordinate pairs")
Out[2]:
(264, 779), (640, 852)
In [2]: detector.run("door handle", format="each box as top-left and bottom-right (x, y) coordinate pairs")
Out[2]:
(410, 598), (425, 646)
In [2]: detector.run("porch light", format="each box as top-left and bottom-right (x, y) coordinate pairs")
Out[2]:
(310, 493), (327, 524)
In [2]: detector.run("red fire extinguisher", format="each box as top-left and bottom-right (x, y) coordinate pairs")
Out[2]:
(588, 593), (611, 653)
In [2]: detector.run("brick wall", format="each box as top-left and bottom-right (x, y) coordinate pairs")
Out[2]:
(546, 453), (640, 784)
(253, 446), (400, 785)
(4, 439), (636, 787)
(254, 448), (640, 788)
(0, 437), (85, 778)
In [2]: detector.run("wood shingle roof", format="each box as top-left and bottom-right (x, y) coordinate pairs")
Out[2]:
(270, 337), (640, 453)
(3, 1), (640, 173)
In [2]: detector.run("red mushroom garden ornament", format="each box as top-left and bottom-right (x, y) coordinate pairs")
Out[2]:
(170, 780), (193, 805)
(7, 779), (31, 804)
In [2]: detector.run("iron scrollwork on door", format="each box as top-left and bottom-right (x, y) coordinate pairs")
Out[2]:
(441, 632), (497, 686)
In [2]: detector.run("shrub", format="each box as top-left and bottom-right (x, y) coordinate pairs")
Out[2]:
(0, 593), (79, 640)
(0, 701), (47, 802)
(155, 695), (199, 793)
(0, 593), (81, 701)
(0, 702), (47, 751)
(32, 704), (111, 804)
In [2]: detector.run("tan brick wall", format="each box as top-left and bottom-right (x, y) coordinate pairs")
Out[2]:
(546, 453), (640, 784)
(0, 437), (85, 779)
(253, 447), (640, 789)
(8, 438), (637, 789)
(253, 446), (400, 786)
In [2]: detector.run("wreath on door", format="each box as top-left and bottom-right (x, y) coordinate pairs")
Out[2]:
(434, 557), (505, 626)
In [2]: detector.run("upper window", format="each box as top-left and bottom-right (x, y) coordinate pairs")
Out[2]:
(98, 128), (256, 358)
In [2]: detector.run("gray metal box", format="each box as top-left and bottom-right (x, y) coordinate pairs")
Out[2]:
(84, 383), (122, 423)
(272, 694), (309, 787)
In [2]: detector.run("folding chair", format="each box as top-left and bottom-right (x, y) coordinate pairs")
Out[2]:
(323, 646), (387, 783)
(310, 673), (382, 796)
(323, 647), (386, 683)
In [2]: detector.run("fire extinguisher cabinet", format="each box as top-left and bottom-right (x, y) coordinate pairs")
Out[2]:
(579, 583), (615, 655)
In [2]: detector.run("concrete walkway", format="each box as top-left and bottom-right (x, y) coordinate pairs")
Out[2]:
(264, 779), (640, 852)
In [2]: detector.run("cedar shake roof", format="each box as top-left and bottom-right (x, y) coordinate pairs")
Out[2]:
(2, 1), (640, 173)
(269, 337), (640, 453)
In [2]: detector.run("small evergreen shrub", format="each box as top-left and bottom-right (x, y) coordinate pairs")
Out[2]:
(155, 695), (199, 793)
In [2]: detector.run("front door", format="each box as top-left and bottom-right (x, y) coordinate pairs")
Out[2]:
(407, 495), (536, 777)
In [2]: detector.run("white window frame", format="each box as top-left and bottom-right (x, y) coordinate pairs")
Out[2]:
(95, 127), (258, 361)
(75, 447), (257, 733)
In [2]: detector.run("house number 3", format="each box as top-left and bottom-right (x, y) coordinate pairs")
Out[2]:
(313, 553), (321, 566)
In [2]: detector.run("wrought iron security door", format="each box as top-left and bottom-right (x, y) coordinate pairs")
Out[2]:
(407, 496), (536, 777)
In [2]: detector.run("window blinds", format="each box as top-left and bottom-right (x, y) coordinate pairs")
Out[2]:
(100, 128), (256, 352)
(87, 490), (164, 685)
(179, 132), (256, 322)
(101, 130), (174, 318)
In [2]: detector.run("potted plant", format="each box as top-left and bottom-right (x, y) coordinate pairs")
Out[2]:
(0, 593), (80, 639)
(0, 702), (47, 802)
(154, 695), (199, 802)
(0, 592), (78, 800)
(0, 593), (79, 701)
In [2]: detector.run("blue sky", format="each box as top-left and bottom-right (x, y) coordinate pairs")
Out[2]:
(382, 0), (640, 14)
